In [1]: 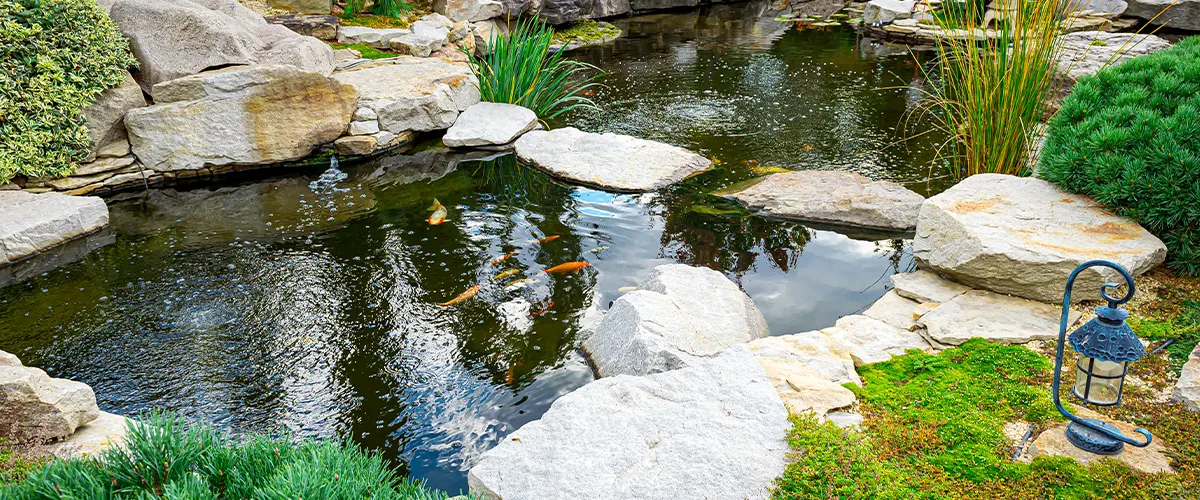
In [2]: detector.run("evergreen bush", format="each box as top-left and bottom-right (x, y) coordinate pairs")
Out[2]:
(1039, 37), (1200, 275)
(0, 0), (137, 183)
(1, 413), (463, 499)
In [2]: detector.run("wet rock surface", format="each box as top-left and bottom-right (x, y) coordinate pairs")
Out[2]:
(515, 127), (711, 192)
(726, 170), (925, 231)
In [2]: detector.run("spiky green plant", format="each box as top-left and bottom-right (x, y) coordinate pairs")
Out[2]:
(342, 0), (412, 19)
(1, 413), (469, 499)
(910, 0), (1072, 178)
(465, 17), (605, 120)
(1039, 36), (1200, 276)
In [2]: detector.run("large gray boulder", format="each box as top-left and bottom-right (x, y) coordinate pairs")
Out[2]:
(108, 0), (335, 92)
(434, 0), (505, 21)
(583, 264), (768, 377)
(1127, 0), (1200, 31)
(1176, 343), (1200, 411)
(1056, 32), (1171, 81)
(332, 58), (480, 134)
(0, 192), (109, 265)
(536, 0), (630, 25)
(467, 346), (790, 500)
(125, 65), (357, 172)
(82, 72), (147, 162)
(863, 0), (914, 24)
(515, 127), (712, 192)
(444, 102), (539, 148)
(727, 170), (925, 231)
(913, 174), (1166, 304)
(0, 352), (101, 443)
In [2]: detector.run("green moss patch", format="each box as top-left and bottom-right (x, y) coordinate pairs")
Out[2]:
(773, 339), (1198, 499)
(329, 42), (396, 59)
(551, 20), (620, 45)
(0, 440), (49, 486)
(338, 11), (423, 29)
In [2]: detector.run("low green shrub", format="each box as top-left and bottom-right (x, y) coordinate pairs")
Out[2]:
(0, 0), (137, 183)
(466, 17), (604, 120)
(1, 413), (462, 499)
(1039, 37), (1200, 276)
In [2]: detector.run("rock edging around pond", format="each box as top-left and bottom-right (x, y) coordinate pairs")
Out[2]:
(723, 170), (926, 232)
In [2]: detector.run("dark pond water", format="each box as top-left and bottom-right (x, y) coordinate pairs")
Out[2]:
(0, 3), (946, 495)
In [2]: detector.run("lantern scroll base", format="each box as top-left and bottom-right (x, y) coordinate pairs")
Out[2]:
(1066, 419), (1124, 455)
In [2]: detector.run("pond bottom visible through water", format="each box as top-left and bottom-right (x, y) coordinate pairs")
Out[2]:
(0, 3), (942, 495)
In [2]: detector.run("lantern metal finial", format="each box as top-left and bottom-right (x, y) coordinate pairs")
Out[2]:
(1050, 260), (1152, 455)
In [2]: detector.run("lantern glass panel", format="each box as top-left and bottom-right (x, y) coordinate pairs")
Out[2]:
(1073, 355), (1125, 405)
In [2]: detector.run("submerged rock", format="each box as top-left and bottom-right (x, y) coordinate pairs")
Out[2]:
(916, 290), (1081, 345)
(583, 264), (768, 377)
(1175, 343), (1200, 411)
(467, 345), (790, 500)
(0, 192), (109, 265)
(0, 351), (101, 443)
(726, 170), (925, 231)
(515, 127), (711, 192)
(107, 0), (335, 92)
(913, 174), (1166, 304)
(443, 102), (539, 148)
(125, 65), (357, 172)
(332, 57), (480, 134)
(1056, 31), (1171, 81)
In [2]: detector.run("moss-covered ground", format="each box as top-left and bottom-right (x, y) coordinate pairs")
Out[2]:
(551, 20), (621, 46)
(329, 42), (397, 59)
(773, 269), (1200, 500)
(0, 440), (49, 486)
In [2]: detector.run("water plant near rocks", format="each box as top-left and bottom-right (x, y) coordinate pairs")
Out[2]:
(0, 0), (137, 183)
(342, 0), (413, 19)
(912, 0), (1070, 179)
(466, 17), (604, 120)
(1039, 36), (1200, 276)
(1, 413), (464, 499)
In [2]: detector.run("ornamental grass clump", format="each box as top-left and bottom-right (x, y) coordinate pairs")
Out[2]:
(914, 0), (1071, 178)
(466, 17), (604, 120)
(2, 412), (463, 499)
(1039, 37), (1200, 276)
(0, 0), (137, 183)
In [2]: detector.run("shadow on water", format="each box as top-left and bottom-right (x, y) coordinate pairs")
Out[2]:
(0, 2), (938, 494)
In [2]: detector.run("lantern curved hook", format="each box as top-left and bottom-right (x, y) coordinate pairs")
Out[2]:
(1051, 260), (1151, 448)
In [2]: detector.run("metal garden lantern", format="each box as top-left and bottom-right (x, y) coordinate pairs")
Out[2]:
(1050, 260), (1153, 455)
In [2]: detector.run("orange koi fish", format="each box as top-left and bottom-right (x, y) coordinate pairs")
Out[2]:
(531, 301), (555, 317)
(490, 251), (517, 265)
(541, 262), (591, 274)
(438, 285), (480, 306)
(534, 235), (560, 244)
(427, 199), (448, 225)
(492, 269), (521, 281)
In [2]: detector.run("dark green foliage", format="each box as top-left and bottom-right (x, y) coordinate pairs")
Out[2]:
(466, 17), (604, 120)
(1039, 37), (1200, 275)
(342, 0), (411, 19)
(2, 413), (462, 499)
(0, 0), (137, 183)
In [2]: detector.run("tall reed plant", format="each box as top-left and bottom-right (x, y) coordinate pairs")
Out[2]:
(913, 0), (1072, 178)
(466, 18), (604, 120)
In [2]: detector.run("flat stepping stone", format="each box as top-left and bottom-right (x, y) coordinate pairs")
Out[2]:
(443, 102), (538, 148)
(514, 127), (712, 192)
(583, 264), (768, 377)
(0, 191), (109, 265)
(862, 290), (922, 331)
(725, 170), (925, 231)
(916, 290), (1081, 346)
(748, 331), (861, 386)
(914, 174), (1166, 303)
(890, 269), (971, 304)
(1029, 405), (1173, 474)
(756, 357), (856, 416)
(1175, 343), (1200, 411)
(820, 314), (931, 366)
(467, 346), (790, 500)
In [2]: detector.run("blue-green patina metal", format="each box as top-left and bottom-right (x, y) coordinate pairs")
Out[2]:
(1050, 260), (1153, 455)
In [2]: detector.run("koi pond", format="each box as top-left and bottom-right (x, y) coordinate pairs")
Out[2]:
(0, 3), (947, 495)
